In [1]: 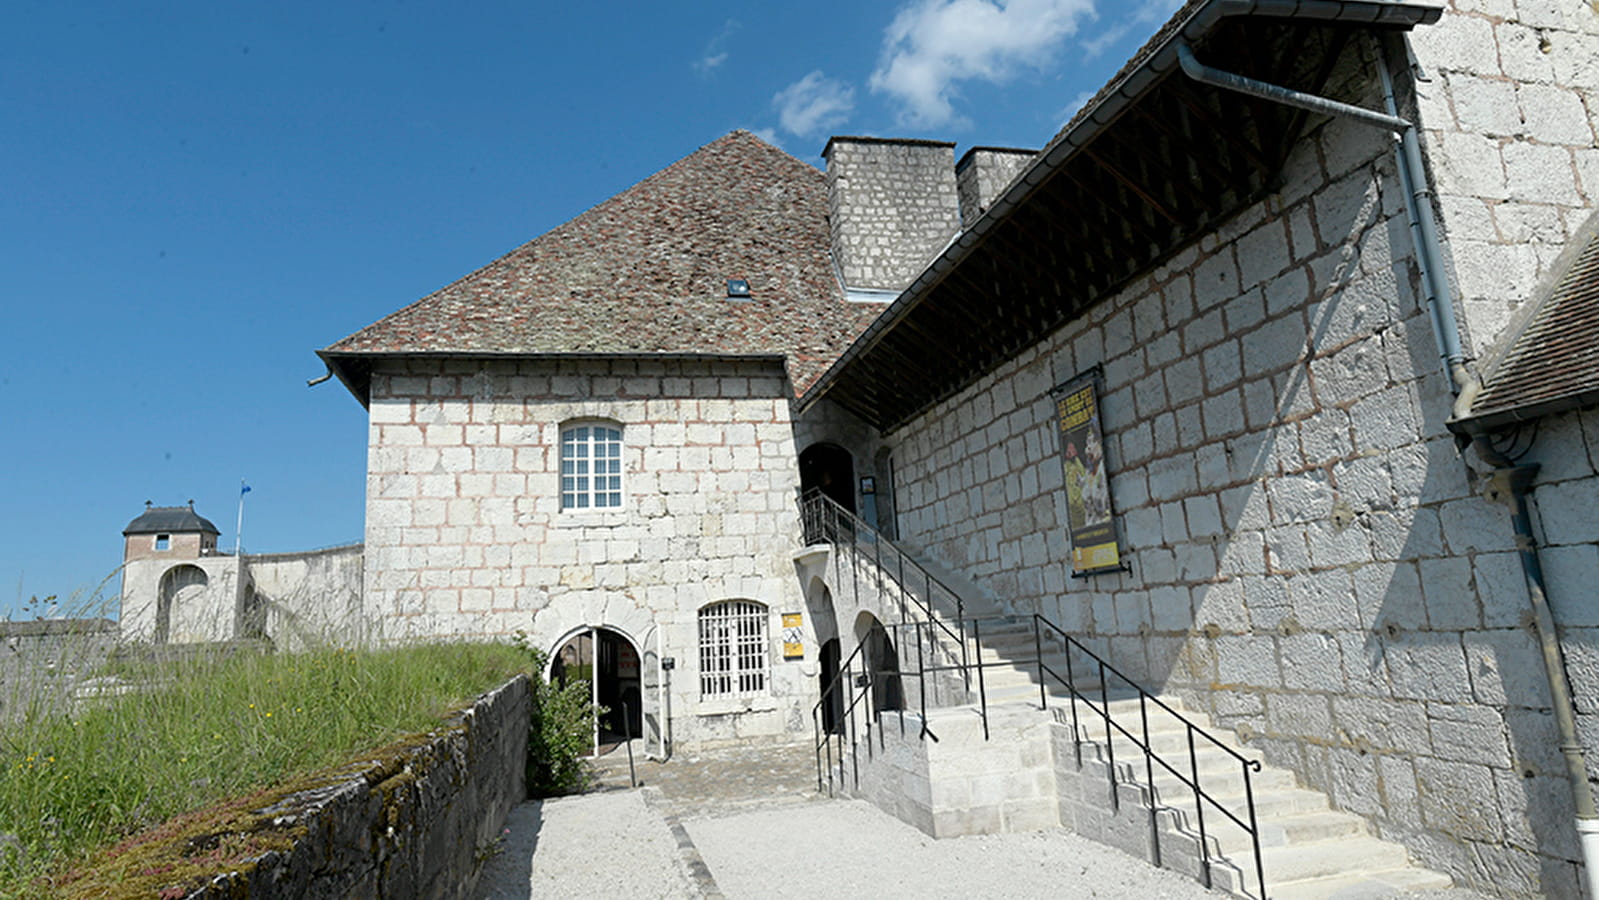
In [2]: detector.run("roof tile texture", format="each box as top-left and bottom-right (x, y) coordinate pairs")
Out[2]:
(325, 131), (878, 395)
(1472, 228), (1599, 422)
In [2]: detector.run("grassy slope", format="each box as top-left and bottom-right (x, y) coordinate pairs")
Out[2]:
(0, 642), (530, 898)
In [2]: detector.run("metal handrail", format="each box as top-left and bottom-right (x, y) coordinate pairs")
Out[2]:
(1033, 615), (1267, 899)
(799, 490), (968, 669)
(802, 490), (1266, 896)
(812, 637), (887, 794)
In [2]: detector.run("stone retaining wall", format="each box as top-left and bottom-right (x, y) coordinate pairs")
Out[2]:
(195, 674), (529, 899)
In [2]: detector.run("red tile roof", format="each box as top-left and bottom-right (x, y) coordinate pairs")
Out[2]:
(1468, 225), (1599, 428)
(322, 130), (877, 396)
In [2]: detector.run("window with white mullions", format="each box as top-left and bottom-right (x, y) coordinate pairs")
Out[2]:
(698, 600), (769, 698)
(560, 423), (623, 510)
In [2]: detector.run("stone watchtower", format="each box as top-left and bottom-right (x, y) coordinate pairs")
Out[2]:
(119, 501), (241, 644)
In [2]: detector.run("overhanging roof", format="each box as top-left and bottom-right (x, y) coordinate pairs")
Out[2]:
(799, 0), (1443, 432)
(1458, 215), (1599, 430)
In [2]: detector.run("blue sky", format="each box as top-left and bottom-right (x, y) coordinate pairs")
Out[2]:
(0, 0), (1180, 619)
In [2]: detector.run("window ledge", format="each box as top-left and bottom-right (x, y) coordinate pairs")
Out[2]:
(696, 695), (777, 716)
(554, 510), (629, 529)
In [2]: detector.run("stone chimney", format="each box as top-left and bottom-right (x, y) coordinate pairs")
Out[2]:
(823, 137), (961, 293)
(956, 146), (1037, 229)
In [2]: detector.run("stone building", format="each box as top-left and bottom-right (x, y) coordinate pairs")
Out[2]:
(119, 502), (362, 652)
(313, 0), (1599, 895)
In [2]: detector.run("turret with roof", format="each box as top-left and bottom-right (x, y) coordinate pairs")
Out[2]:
(122, 500), (220, 562)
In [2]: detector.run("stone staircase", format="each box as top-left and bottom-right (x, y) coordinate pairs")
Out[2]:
(966, 618), (1455, 899)
(806, 499), (1459, 899)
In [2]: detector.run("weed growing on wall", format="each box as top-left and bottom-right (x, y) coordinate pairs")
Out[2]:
(514, 633), (603, 798)
(0, 621), (529, 898)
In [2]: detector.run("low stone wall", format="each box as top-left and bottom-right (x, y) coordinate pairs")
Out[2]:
(193, 674), (530, 898)
(840, 704), (1058, 837)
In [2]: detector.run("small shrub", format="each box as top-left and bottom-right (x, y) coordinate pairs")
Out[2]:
(513, 634), (602, 798)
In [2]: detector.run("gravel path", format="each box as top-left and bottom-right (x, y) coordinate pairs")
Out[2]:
(476, 788), (1214, 899)
(474, 743), (1495, 899)
(686, 797), (1216, 900)
(475, 791), (696, 899)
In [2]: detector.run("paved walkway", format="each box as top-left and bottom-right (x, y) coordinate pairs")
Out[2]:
(473, 742), (1489, 900)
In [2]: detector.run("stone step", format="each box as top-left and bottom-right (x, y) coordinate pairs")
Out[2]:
(1265, 865), (1455, 899)
(1206, 809), (1368, 852)
(1259, 836), (1411, 884)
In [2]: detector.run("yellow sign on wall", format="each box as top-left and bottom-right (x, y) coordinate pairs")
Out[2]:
(781, 612), (804, 660)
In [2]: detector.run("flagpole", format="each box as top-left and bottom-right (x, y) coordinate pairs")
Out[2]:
(236, 480), (247, 555)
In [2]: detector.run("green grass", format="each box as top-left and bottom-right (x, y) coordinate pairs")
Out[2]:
(0, 640), (530, 897)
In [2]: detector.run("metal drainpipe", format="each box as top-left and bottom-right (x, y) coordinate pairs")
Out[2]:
(1179, 36), (1599, 896)
(1471, 428), (1599, 900)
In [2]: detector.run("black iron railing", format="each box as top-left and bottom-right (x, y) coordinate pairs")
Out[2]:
(1033, 615), (1266, 899)
(800, 490), (971, 682)
(800, 489), (1267, 898)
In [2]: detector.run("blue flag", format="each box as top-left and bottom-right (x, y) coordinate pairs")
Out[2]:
(241, 482), (252, 496)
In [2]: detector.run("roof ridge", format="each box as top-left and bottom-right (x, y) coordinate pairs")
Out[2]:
(324, 130), (817, 353)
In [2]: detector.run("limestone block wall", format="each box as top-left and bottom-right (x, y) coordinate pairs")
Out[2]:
(247, 544), (364, 651)
(842, 705), (1058, 838)
(363, 357), (814, 748)
(1408, 0), (1599, 355)
(878, 38), (1595, 897)
(824, 137), (961, 291)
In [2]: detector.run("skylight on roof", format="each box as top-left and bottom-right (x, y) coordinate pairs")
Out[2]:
(726, 278), (752, 300)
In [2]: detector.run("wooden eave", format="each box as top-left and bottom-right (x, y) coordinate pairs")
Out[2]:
(800, 2), (1442, 433)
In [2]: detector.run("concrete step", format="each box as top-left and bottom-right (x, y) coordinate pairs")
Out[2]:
(1260, 836), (1410, 884)
(1203, 809), (1368, 852)
(1266, 865), (1454, 899)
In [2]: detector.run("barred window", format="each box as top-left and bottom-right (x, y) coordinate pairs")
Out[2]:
(560, 423), (623, 510)
(699, 600), (769, 697)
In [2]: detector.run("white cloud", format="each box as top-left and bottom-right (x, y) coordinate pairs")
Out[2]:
(869, 0), (1096, 128)
(1080, 0), (1184, 58)
(750, 127), (784, 148)
(773, 71), (856, 138)
(693, 19), (739, 75)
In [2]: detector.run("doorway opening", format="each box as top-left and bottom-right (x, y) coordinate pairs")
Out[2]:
(861, 617), (904, 714)
(800, 443), (856, 515)
(551, 626), (644, 756)
(819, 637), (844, 734)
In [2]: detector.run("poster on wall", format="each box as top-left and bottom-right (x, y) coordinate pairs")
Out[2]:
(1052, 371), (1122, 576)
(781, 612), (805, 660)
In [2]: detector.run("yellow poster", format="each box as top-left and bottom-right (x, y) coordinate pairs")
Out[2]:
(1054, 375), (1121, 575)
(781, 612), (804, 660)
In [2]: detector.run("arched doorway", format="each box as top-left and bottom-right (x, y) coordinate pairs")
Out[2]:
(551, 626), (644, 756)
(800, 443), (856, 515)
(819, 637), (844, 734)
(854, 612), (904, 714)
(157, 565), (207, 644)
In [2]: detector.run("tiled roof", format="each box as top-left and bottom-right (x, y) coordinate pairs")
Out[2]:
(123, 504), (220, 536)
(1468, 225), (1599, 428)
(322, 130), (877, 397)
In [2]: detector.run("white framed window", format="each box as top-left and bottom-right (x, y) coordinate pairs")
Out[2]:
(560, 423), (623, 510)
(699, 600), (769, 697)
(155, 534), (171, 551)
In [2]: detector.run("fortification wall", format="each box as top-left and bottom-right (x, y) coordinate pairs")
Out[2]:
(879, 35), (1598, 897)
(247, 544), (365, 650)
